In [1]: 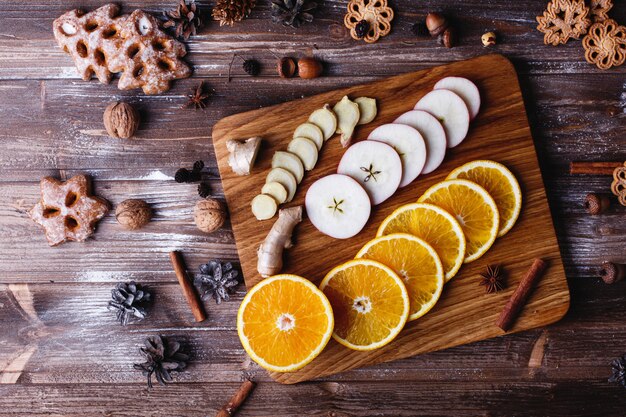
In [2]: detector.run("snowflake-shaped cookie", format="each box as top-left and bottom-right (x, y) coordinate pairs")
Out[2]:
(589, 0), (613, 23)
(536, 0), (591, 46)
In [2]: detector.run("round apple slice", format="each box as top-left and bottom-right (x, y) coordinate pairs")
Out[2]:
(337, 140), (402, 205)
(305, 174), (371, 239)
(434, 77), (481, 120)
(394, 110), (447, 174)
(414, 89), (470, 148)
(367, 123), (426, 187)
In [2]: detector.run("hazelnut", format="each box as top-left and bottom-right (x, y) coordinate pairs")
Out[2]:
(439, 27), (456, 48)
(425, 12), (449, 37)
(194, 198), (227, 234)
(482, 31), (497, 47)
(115, 199), (151, 230)
(277, 57), (296, 78)
(298, 57), (323, 79)
(103, 102), (140, 139)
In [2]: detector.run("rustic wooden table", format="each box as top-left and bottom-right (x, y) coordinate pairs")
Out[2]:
(1, 1), (625, 416)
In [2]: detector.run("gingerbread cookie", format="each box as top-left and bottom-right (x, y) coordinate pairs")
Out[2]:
(611, 163), (626, 206)
(53, 4), (191, 94)
(583, 19), (626, 70)
(589, 0), (613, 23)
(536, 0), (591, 46)
(29, 175), (109, 246)
(344, 0), (394, 44)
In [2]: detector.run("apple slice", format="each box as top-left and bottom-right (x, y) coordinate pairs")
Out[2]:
(394, 110), (447, 174)
(272, 151), (304, 183)
(308, 104), (337, 141)
(414, 89), (470, 148)
(305, 174), (371, 239)
(337, 140), (402, 205)
(266, 167), (297, 202)
(262, 181), (288, 204)
(434, 77), (481, 120)
(288, 137), (318, 171)
(293, 122), (324, 150)
(367, 123), (426, 187)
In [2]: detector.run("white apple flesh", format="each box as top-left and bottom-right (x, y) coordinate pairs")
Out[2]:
(434, 76), (481, 120)
(305, 174), (371, 239)
(337, 140), (402, 205)
(367, 123), (426, 187)
(414, 89), (470, 148)
(394, 110), (447, 174)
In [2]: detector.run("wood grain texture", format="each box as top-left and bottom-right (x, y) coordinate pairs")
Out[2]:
(1, 0), (626, 414)
(212, 54), (570, 383)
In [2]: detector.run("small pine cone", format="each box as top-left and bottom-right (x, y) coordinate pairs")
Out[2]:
(212, 0), (256, 26)
(355, 19), (369, 39)
(243, 59), (261, 76)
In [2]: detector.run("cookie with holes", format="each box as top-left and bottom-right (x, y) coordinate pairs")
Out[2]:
(29, 175), (109, 246)
(52, 3), (191, 94)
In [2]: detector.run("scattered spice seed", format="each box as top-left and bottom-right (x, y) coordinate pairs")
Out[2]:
(584, 193), (610, 215)
(184, 81), (210, 109)
(609, 355), (626, 388)
(243, 59), (261, 76)
(598, 261), (625, 284)
(479, 264), (506, 293)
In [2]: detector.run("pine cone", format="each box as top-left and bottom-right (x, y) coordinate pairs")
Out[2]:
(108, 281), (151, 325)
(271, 0), (317, 28)
(134, 335), (188, 388)
(163, 0), (203, 40)
(212, 0), (256, 27)
(194, 260), (240, 304)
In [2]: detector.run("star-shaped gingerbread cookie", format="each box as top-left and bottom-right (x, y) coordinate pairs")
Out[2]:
(29, 175), (109, 246)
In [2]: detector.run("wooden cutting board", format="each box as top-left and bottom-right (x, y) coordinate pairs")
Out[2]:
(211, 54), (570, 384)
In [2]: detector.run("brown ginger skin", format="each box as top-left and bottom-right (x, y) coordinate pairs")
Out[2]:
(103, 102), (140, 138)
(298, 57), (323, 79)
(194, 199), (227, 233)
(115, 199), (152, 230)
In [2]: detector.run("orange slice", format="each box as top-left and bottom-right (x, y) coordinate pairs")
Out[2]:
(319, 259), (409, 351)
(237, 274), (334, 372)
(418, 179), (499, 263)
(377, 203), (465, 282)
(356, 233), (444, 321)
(447, 160), (522, 237)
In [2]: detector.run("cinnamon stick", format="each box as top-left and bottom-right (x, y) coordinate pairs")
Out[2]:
(169, 250), (206, 322)
(496, 258), (549, 331)
(569, 161), (622, 175)
(216, 379), (256, 417)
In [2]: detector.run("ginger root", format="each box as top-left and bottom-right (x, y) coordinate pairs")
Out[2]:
(226, 136), (262, 176)
(257, 205), (303, 277)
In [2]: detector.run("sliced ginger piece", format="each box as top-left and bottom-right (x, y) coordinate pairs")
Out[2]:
(333, 96), (360, 148)
(251, 194), (278, 220)
(308, 104), (337, 141)
(272, 151), (304, 183)
(288, 137), (318, 171)
(355, 97), (377, 125)
(262, 181), (288, 204)
(226, 136), (262, 175)
(293, 122), (324, 150)
(266, 167), (298, 202)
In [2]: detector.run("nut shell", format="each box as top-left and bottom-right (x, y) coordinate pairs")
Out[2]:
(103, 102), (140, 139)
(439, 27), (456, 48)
(426, 12), (449, 37)
(277, 57), (296, 78)
(115, 199), (151, 230)
(194, 199), (227, 234)
(298, 57), (323, 79)
(482, 31), (497, 47)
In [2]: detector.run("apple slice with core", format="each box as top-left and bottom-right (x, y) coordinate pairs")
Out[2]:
(414, 89), (470, 148)
(305, 174), (371, 239)
(293, 122), (324, 150)
(272, 151), (305, 183)
(434, 77), (481, 120)
(337, 140), (402, 205)
(288, 137), (319, 171)
(266, 167), (297, 202)
(367, 123), (426, 187)
(394, 110), (447, 174)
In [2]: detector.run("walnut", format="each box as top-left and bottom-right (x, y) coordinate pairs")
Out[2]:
(194, 199), (227, 233)
(115, 199), (152, 230)
(103, 102), (140, 138)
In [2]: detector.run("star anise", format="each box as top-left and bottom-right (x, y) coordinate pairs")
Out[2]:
(183, 82), (210, 109)
(479, 264), (506, 293)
